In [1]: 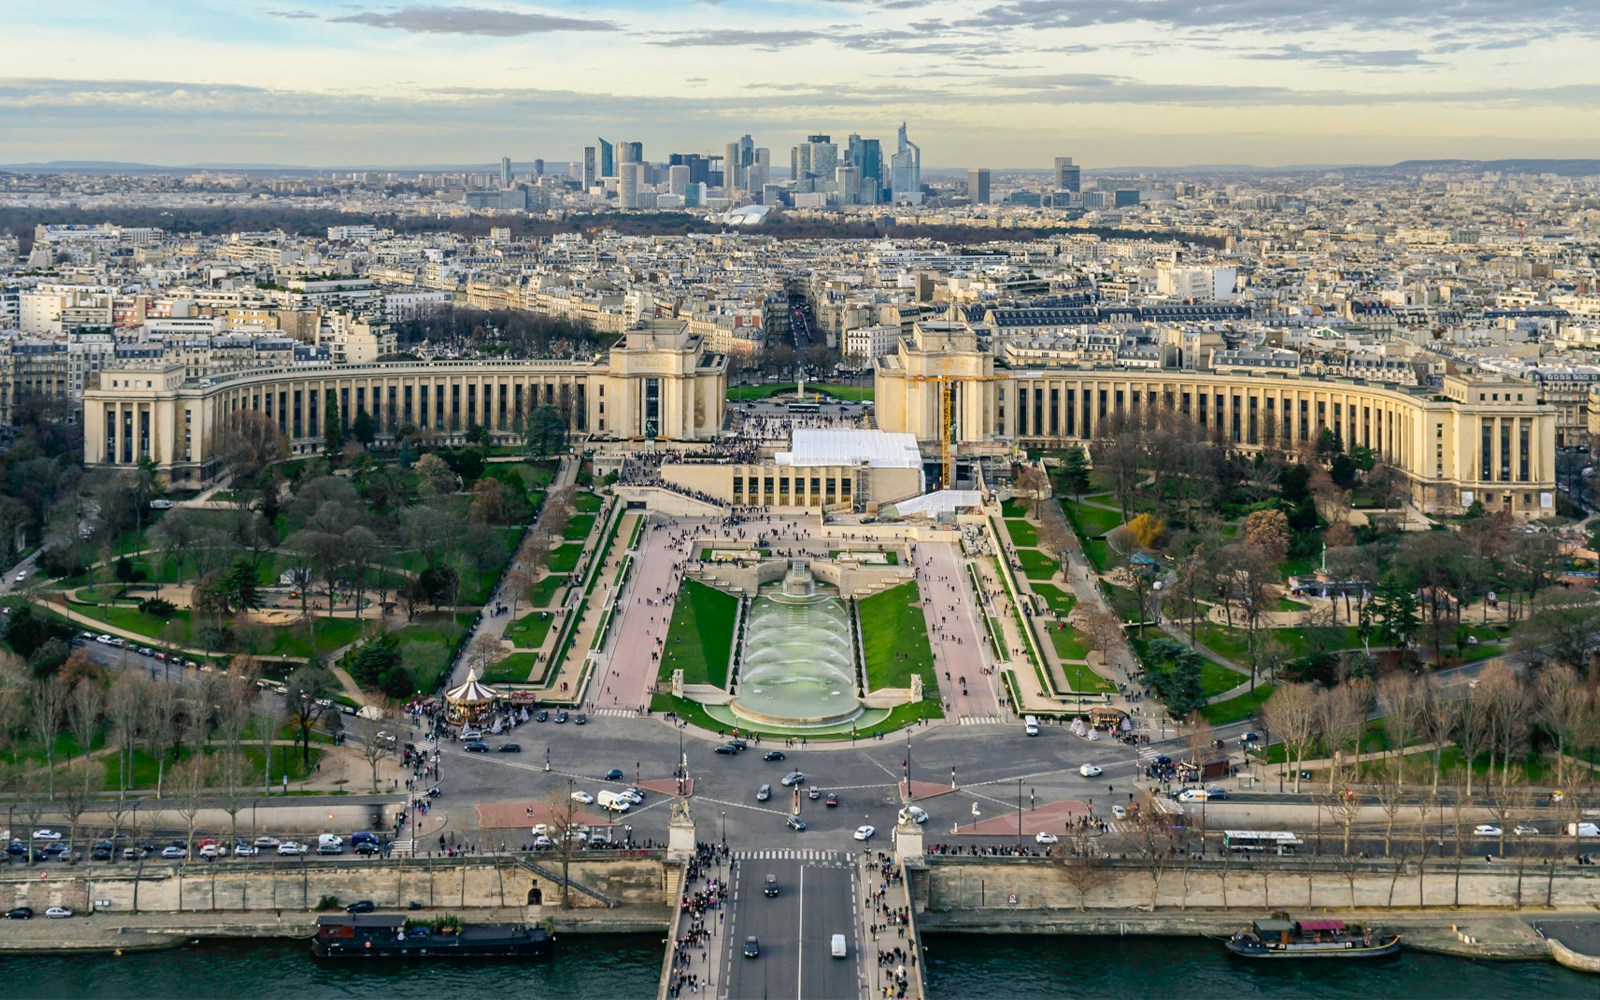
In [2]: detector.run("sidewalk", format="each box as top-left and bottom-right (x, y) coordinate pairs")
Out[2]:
(859, 851), (922, 1000)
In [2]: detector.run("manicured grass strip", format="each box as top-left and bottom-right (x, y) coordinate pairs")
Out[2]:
(546, 544), (582, 574)
(527, 574), (568, 608)
(1031, 583), (1076, 618)
(1200, 684), (1275, 725)
(481, 652), (543, 686)
(1016, 548), (1059, 581)
(1060, 659), (1115, 694)
(1060, 499), (1124, 537)
(859, 581), (936, 693)
(1199, 658), (1246, 698)
(505, 611), (557, 650)
(574, 491), (605, 513)
(1047, 625), (1090, 661)
(563, 513), (597, 541)
(660, 579), (738, 688)
(1005, 519), (1039, 548)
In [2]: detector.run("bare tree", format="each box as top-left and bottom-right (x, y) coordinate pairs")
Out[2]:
(1262, 683), (1319, 793)
(1056, 834), (1112, 910)
(355, 708), (396, 794)
(1375, 673), (1422, 792)
(1013, 466), (1052, 520)
(28, 675), (67, 800)
(172, 753), (211, 861)
(1319, 679), (1371, 792)
(105, 672), (148, 801)
(1452, 690), (1490, 798)
(1475, 663), (1527, 791)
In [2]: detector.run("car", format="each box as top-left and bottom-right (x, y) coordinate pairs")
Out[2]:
(764, 750), (786, 761)
(198, 843), (226, 859)
(464, 742), (489, 753)
(531, 823), (550, 837)
(316, 843), (344, 855)
(44, 907), (74, 919)
(42, 842), (69, 855)
(623, 787), (646, 803)
(824, 793), (839, 808)
(91, 846), (114, 862)
(808, 787), (821, 800)
(744, 935), (760, 958)
(729, 739), (748, 751)
(498, 743), (522, 753)
(534, 710), (550, 723)
(161, 846), (188, 859)
(853, 825), (875, 841)
(253, 836), (281, 848)
(4, 842), (25, 857)
(532, 836), (555, 850)
(31, 829), (61, 840)
(714, 744), (739, 755)
(1035, 832), (1059, 845)
(574, 714), (587, 725)
(757, 784), (772, 801)
(786, 817), (807, 832)
(1515, 824), (1541, 836)
(81, 631), (95, 641)
(1204, 788), (1229, 800)
(554, 710), (570, 724)
(232, 841), (258, 857)
(764, 875), (779, 897)
(899, 805), (929, 825)
(5, 908), (32, 919)
(571, 791), (595, 804)
(1474, 824), (1503, 837)
(459, 728), (484, 741)
(95, 634), (113, 645)
(1153, 755), (1172, 766)
(1239, 731), (1260, 745)
(1078, 764), (1103, 778)
(356, 842), (380, 856)
(1112, 804), (1127, 820)
(1175, 788), (1211, 802)
(781, 771), (806, 787)
(120, 847), (145, 861)
(345, 900), (376, 913)
(603, 768), (624, 781)
(278, 841), (308, 855)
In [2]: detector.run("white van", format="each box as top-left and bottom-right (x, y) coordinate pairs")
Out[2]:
(1568, 822), (1599, 838)
(1024, 715), (1040, 737)
(830, 933), (848, 958)
(318, 833), (344, 849)
(597, 790), (632, 813)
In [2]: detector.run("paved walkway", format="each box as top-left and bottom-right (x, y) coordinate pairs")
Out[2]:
(912, 541), (1001, 720)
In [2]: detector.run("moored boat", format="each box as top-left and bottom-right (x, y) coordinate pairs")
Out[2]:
(1226, 916), (1400, 959)
(312, 914), (555, 959)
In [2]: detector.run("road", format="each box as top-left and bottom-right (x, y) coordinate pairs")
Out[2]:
(723, 853), (858, 1000)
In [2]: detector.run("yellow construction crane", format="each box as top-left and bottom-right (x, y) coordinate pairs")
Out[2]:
(908, 360), (1009, 488)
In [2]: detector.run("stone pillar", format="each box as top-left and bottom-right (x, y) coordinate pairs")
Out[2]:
(893, 815), (924, 866)
(667, 799), (697, 862)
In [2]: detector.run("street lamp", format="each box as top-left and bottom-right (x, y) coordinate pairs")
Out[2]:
(1017, 778), (1023, 844)
(720, 811), (726, 849)
(545, 746), (550, 772)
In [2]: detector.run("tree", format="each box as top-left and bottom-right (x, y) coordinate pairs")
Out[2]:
(1056, 835), (1111, 910)
(355, 710), (394, 794)
(323, 389), (344, 456)
(215, 409), (286, 504)
(1125, 513), (1166, 550)
(1517, 590), (1600, 677)
(1037, 520), (1075, 577)
(1126, 796), (1181, 908)
(1013, 466), (1051, 520)
(1144, 639), (1205, 719)
(414, 453), (457, 497)
(1240, 509), (1290, 562)
(284, 665), (335, 770)
(523, 405), (569, 459)
(1059, 446), (1091, 502)
(28, 675), (67, 800)
(1262, 683), (1318, 793)
(351, 408), (376, 448)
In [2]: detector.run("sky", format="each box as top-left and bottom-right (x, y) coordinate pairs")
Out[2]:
(3, 0), (1600, 169)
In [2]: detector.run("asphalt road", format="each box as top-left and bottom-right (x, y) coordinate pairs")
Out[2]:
(723, 855), (858, 1000)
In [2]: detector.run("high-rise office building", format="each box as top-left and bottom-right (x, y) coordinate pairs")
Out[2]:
(890, 122), (921, 203)
(792, 134), (837, 182)
(722, 141), (742, 191)
(582, 147), (597, 188)
(667, 164), (690, 196)
(500, 156), (512, 188)
(533, 159), (544, 178)
(618, 162), (642, 209)
(836, 165), (861, 204)
(620, 141), (643, 167)
(1054, 156), (1081, 193)
(668, 153), (711, 186)
(598, 138), (615, 178)
(750, 148), (770, 192)
(847, 134), (883, 204)
(968, 167), (991, 205)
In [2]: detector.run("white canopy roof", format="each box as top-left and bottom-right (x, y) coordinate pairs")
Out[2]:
(882, 489), (983, 518)
(777, 428), (922, 470)
(445, 668), (498, 705)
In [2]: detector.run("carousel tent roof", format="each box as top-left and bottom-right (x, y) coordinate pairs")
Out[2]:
(445, 668), (498, 704)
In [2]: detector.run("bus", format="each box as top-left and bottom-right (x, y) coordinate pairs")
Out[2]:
(787, 401), (821, 414)
(1223, 830), (1303, 855)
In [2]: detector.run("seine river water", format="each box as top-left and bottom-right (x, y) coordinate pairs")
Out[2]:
(4, 932), (1597, 999)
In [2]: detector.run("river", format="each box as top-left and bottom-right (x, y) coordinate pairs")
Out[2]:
(5, 932), (1596, 998)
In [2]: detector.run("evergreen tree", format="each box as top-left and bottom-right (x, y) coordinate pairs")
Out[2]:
(324, 389), (344, 455)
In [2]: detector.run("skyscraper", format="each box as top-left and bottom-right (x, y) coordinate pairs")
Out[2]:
(792, 134), (837, 183)
(968, 168), (991, 205)
(667, 164), (690, 196)
(1054, 157), (1081, 193)
(620, 141), (643, 166)
(598, 138), (615, 179)
(618, 162), (641, 209)
(582, 147), (597, 188)
(500, 156), (512, 188)
(890, 122), (921, 203)
(847, 134), (883, 204)
(836, 165), (860, 205)
(723, 141), (742, 191)
(533, 159), (544, 179)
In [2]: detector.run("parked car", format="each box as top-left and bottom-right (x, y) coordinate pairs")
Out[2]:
(161, 846), (188, 859)
(253, 836), (281, 848)
(1514, 824), (1541, 836)
(345, 900), (376, 913)
(534, 710), (550, 723)
(1474, 824), (1503, 837)
(853, 825), (875, 841)
(316, 843), (344, 855)
(532, 836), (555, 850)
(764, 750), (786, 761)
(1035, 832), (1059, 845)
(31, 829), (61, 841)
(574, 714), (587, 725)
(554, 710), (569, 724)
(198, 843), (226, 859)
(355, 842), (380, 856)
(5, 907), (32, 919)
(278, 841), (308, 855)
(44, 907), (74, 919)
(232, 841), (258, 857)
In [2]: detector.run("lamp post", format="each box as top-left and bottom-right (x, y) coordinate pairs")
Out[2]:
(1017, 778), (1023, 844)
(545, 746), (550, 772)
(720, 811), (726, 849)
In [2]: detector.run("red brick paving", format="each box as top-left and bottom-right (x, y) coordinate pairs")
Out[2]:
(953, 798), (1089, 836)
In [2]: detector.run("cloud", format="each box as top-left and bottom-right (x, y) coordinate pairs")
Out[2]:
(322, 5), (618, 36)
(1244, 44), (1433, 68)
(960, 0), (1600, 35)
(648, 28), (831, 50)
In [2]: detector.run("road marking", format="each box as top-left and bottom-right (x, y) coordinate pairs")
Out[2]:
(796, 862), (805, 1000)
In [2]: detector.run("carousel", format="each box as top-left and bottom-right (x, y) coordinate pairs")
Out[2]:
(444, 669), (499, 726)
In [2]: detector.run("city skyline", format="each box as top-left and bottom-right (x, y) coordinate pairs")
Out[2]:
(4, 1), (1600, 168)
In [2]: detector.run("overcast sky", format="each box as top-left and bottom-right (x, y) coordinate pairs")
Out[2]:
(4, 0), (1599, 169)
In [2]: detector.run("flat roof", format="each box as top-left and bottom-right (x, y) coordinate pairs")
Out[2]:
(777, 428), (923, 470)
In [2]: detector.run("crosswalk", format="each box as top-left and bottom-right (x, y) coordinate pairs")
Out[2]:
(958, 715), (1006, 726)
(733, 848), (844, 862)
(586, 707), (638, 718)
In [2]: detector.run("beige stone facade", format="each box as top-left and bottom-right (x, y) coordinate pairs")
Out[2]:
(82, 321), (727, 485)
(876, 323), (1558, 517)
(659, 461), (923, 511)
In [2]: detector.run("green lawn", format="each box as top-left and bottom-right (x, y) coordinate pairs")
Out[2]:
(659, 579), (738, 688)
(1061, 499), (1124, 537)
(1031, 583), (1077, 618)
(1047, 624), (1090, 661)
(727, 383), (797, 400)
(481, 652), (543, 686)
(1001, 499), (1029, 519)
(70, 601), (366, 659)
(505, 611), (557, 650)
(527, 573), (568, 608)
(563, 514), (596, 541)
(812, 382), (875, 402)
(1016, 548), (1060, 581)
(1272, 597), (1311, 612)
(1194, 622), (1365, 664)
(574, 491), (604, 513)
(1201, 684), (1276, 725)
(385, 612), (474, 691)
(515, 462), (557, 489)
(546, 544), (582, 574)
(859, 581), (936, 693)
(1060, 659), (1114, 694)
(97, 743), (320, 792)
(1005, 519), (1039, 548)
(1199, 659), (1246, 698)
(1082, 538), (1112, 573)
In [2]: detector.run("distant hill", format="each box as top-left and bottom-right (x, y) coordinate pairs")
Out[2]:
(1388, 159), (1600, 177)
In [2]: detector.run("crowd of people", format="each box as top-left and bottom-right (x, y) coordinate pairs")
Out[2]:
(666, 842), (733, 998)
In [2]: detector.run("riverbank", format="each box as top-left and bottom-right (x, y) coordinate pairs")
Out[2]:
(918, 907), (1571, 960)
(0, 904), (671, 955)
